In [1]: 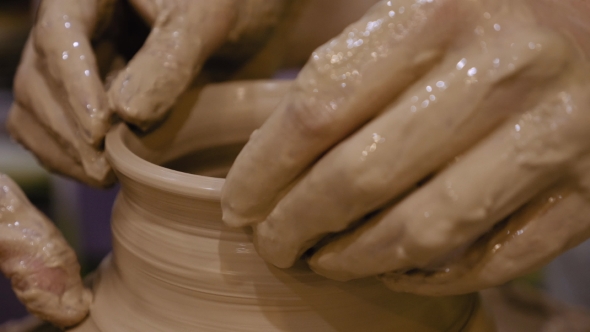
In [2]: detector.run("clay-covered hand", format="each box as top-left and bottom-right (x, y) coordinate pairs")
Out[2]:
(8, 0), (288, 187)
(222, 0), (590, 295)
(0, 174), (91, 327)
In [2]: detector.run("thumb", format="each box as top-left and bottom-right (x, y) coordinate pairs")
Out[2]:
(0, 174), (91, 328)
(108, 0), (236, 130)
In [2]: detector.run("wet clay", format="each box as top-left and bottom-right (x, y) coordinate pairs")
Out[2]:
(67, 81), (494, 331)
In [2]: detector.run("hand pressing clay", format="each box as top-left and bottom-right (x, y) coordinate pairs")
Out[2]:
(222, 0), (590, 295)
(8, 0), (291, 187)
(0, 174), (90, 328)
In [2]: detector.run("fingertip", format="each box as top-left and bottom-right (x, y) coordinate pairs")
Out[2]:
(41, 288), (92, 328)
(220, 195), (264, 228)
(107, 68), (172, 131)
(51, 285), (92, 328)
(221, 158), (272, 228)
(221, 208), (251, 228)
(308, 227), (389, 281)
(253, 222), (299, 269)
(106, 26), (198, 132)
(378, 273), (455, 296)
(308, 251), (355, 282)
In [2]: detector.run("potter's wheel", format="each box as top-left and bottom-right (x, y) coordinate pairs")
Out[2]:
(67, 80), (492, 332)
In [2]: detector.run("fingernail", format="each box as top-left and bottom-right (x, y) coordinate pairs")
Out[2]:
(308, 250), (355, 282)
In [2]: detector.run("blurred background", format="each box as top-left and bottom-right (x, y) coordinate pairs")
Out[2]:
(0, 0), (589, 326)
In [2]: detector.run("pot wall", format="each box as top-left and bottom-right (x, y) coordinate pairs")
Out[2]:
(68, 81), (492, 332)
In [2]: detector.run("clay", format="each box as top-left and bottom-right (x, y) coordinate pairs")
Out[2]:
(67, 81), (494, 331)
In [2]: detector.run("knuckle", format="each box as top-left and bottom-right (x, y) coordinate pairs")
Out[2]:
(349, 165), (389, 196)
(31, 9), (57, 53)
(341, 150), (391, 196)
(284, 89), (343, 137)
(316, 150), (390, 199)
(31, 29), (47, 57)
(12, 64), (36, 108)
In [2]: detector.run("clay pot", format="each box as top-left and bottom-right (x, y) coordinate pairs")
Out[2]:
(68, 81), (493, 331)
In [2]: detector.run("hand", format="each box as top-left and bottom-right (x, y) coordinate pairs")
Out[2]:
(8, 0), (289, 187)
(222, 0), (590, 295)
(0, 174), (91, 327)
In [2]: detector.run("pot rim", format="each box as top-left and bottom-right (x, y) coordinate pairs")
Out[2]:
(106, 123), (226, 200)
(105, 80), (290, 201)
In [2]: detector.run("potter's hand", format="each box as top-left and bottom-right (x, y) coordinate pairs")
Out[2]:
(0, 174), (91, 327)
(8, 0), (287, 187)
(222, 0), (590, 295)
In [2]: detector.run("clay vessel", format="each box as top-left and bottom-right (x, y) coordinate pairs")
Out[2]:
(68, 81), (494, 331)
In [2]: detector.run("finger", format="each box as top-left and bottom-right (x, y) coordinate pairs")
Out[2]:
(253, 27), (570, 268)
(222, 0), (461, 227)
(34, 0), (114, 145)
(0, 174), (92, 327)
(108, 0), (235, 130)
(379, 185), (590, 295)
(13, 40), (81, 157)
(309, 86), (590, 280)
(381, 87), (590, 295)
(7, 104), (112, 187)
(10, 40), (114, 186)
